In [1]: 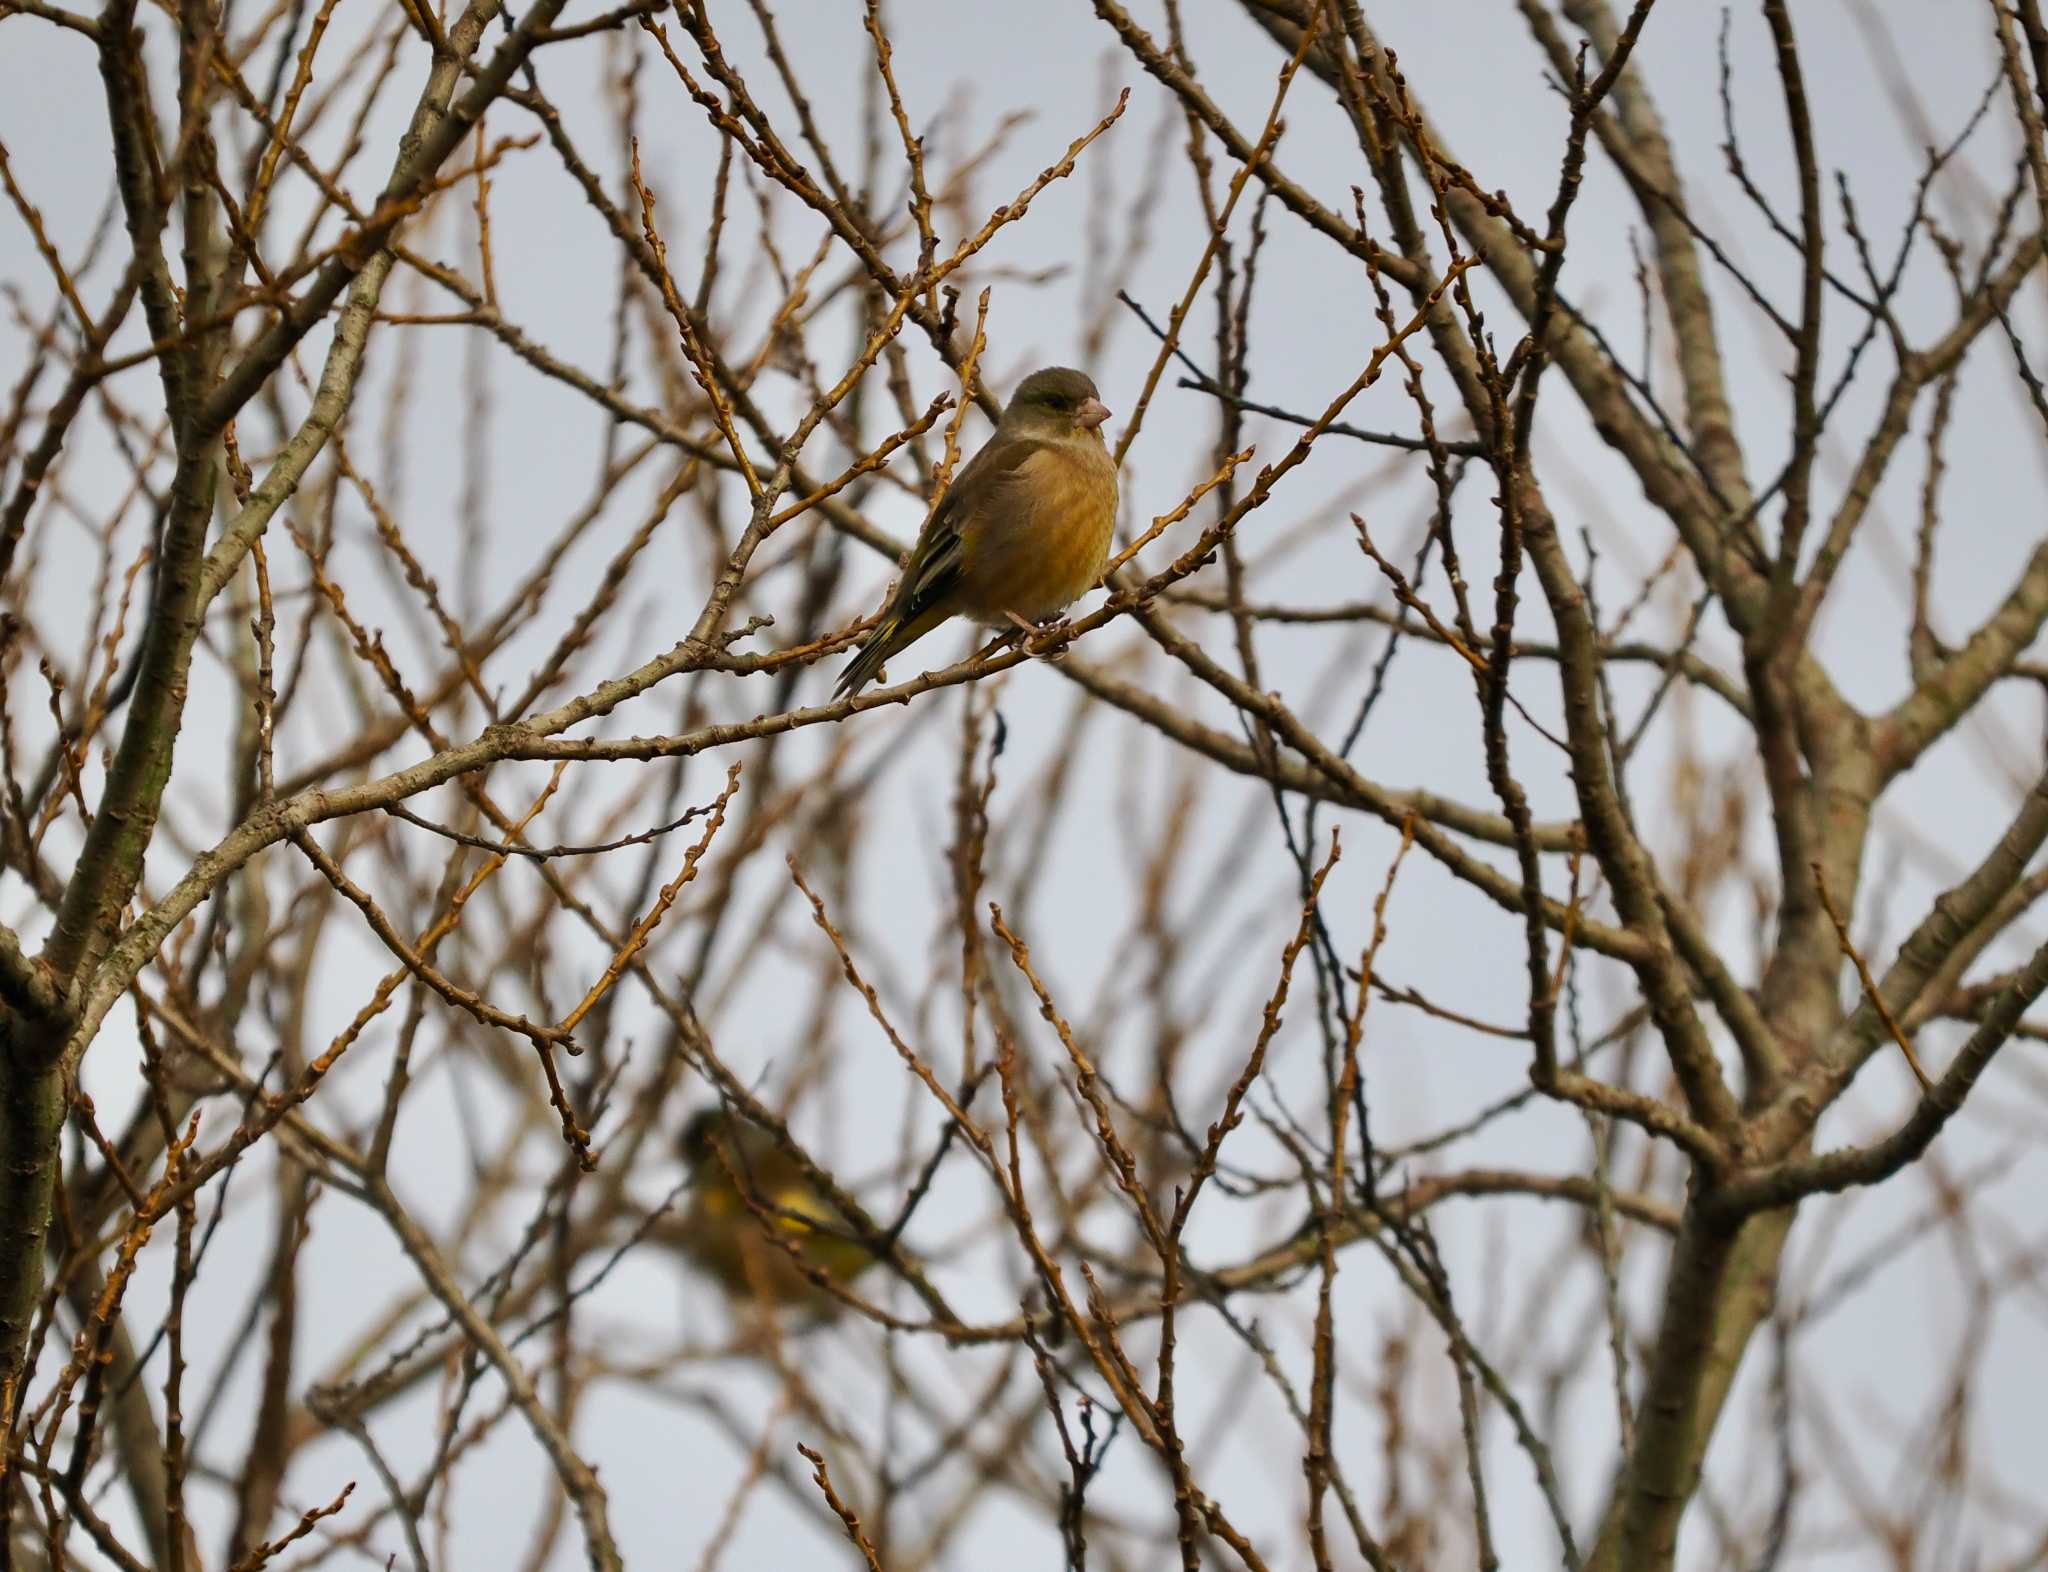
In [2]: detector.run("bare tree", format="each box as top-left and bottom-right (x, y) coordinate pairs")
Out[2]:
(1, 1), (2044, 1568)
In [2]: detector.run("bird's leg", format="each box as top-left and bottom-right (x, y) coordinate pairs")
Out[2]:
(1004, 610), (1073, 663)
(989, 611), (1039, 657)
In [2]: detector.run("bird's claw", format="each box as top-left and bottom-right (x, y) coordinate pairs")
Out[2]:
(1023, 617), (1074, 662)
(995, 611), (1073, 663)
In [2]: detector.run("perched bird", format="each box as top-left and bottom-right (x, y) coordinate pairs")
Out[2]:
(835, 366), (1118, 698)
(672, 1105), (884, 1314)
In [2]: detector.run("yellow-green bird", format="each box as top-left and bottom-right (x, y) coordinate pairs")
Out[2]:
(835, 366), (1119, 698)
(673, 1106), (884, 1313)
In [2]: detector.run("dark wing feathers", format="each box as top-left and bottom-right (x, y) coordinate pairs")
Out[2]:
(884, 438), (1045, 627)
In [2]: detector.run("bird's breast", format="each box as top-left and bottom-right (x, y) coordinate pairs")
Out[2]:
(958, 442), (1119, 622)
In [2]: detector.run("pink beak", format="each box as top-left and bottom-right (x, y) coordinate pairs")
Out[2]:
(1075, 397), (1111, 431)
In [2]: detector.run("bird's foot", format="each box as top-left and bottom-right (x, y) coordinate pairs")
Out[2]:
(1012, 612), (1074, 663)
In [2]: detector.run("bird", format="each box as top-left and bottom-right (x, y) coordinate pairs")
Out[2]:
(834, 366), (1118, 698)
(671, 1105), (886, 1314)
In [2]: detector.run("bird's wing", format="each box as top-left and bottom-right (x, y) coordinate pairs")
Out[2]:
(725, 1143), (842, 1238)
(883, 436), (1047, 627)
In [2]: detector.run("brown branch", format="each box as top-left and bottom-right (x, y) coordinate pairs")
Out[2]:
(1712, 935), (2048, 1217)
(1810, 861), (1933, 1093)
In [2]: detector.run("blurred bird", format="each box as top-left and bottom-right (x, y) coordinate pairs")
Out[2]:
(673, 1105), (884, 1314)
(834, 366), (1118, 698)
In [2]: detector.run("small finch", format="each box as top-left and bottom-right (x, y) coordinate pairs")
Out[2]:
(669, 1105), (884, 1314)
(835, 366), (1118, 698)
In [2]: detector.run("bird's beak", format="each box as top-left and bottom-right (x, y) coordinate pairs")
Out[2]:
(1075, 397), (1111, 431)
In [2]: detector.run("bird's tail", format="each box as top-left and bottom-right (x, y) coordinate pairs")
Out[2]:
(831, 614), (905, 700)
(834, 622), (897, 699)
(833, 603), (947, 700)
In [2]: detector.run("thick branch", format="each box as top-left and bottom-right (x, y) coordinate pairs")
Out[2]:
(1714, 934), (2048, 1216)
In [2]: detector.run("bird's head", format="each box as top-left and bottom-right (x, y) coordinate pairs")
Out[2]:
(680, 1105), (733, 1170)
(1002, 366), (1111, 442)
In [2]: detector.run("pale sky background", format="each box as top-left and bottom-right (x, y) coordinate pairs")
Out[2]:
(3, 2), (2046, 1567)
